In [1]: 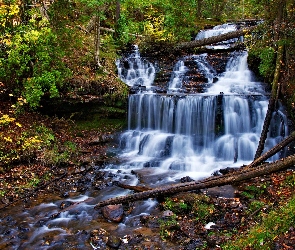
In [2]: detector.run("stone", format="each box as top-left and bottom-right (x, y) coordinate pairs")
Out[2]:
(90, 228), (109, 249)
(101, 204), (124, 222)
(107, 235), (121, 248)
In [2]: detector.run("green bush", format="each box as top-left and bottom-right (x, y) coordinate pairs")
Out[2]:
(0, 15), (71, 109)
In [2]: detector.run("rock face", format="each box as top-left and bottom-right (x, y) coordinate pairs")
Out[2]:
(101, 204), (124, 222)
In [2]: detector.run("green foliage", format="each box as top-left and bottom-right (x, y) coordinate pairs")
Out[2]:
(34, 125), (55, 146)
(0, 118), (44, 165)
(258, 47), (276, 79)
(162, 197), (190, 214)
(0, 10), (71, 109)
(0, 114), (15, 126)
(41, 144), (75, 166)
(193, 199), (215, 222)
(248, 200), (265, 213)
(284, 173), (295, 187)
(161, 194), (214, 223)
(223, 196), (295, 249)
(116, 13), (136, 45)
(0, 113), (79, 168)
(241, 184), (268, 199)
(158, 214), (179, 239)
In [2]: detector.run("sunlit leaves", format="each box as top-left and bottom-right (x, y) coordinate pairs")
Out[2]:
(0, 1), (20, 30)
(0, 13), (71, 109)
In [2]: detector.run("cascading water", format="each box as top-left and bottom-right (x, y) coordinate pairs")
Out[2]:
(168, 59), (188, 90)
(116, 45), (155, 88)
(195, 23), (240, 49)
(192, 53), (217, 84)
(0, 24), (289, 249)
(116, 48), (288, 181)
(167, 54), (216, 91)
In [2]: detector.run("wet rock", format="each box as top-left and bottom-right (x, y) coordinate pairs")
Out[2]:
(140, 215), (160, 229)
(18, 222), (30, 232)
(207, 235), (220, 247)
(59, 200), (74, 209)
(90, 228), (110, 249)
(89, 134), (114, 145)
(107, 235), (121, 248)
(219, 167), (236, 175)
(180, 176), (195, 183)
(184, 239), (204, 250)
(1, 198), (9, 204)
(61, 192), (69, 198)
(102, 204), (124, 222)
(163, 210), (174, 217)
(93, 181), (108, 190)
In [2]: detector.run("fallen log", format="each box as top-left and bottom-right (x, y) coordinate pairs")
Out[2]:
(248, 131), (295, 168)
(114, 181), (151, 192)
(94, 154), (295, 208)
(176, 26), (256, 50)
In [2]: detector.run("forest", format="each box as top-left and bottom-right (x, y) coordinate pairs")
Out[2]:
(1, 0), (295, 249)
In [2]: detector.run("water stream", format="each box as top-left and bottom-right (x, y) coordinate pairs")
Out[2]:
(0, 25), (289, 249)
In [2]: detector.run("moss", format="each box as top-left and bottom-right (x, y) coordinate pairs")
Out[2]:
(223, 195), (295, 249)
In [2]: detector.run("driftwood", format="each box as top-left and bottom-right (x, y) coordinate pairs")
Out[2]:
(176, 26), (256, 50)
(248, 131), (295, 169)
(114, 182), (151, 192)
(94, 153), (295, 208)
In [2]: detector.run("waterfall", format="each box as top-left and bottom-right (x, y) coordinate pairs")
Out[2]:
(207, 51), (264, 95)
(167, 54), (216, 91)
(116, 45), (288, 181)
(0, 23), (289, 249)
(116, 45), (155, 88)
(168, 59), (188, 90)
(195, 23), (239, 49)
(192, 54), (217, 84)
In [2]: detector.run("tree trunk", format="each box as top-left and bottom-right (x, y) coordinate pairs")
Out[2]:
(196, 0), (203, 18)
(254, 44), (284, 159)
(116, 0), (120, 23)
(176, 26), (256, 50)
(94, 15), (102, 68)
(115, 182), (151, 192)
(249, 131), (295, 168)
(94, 154), (295, 208)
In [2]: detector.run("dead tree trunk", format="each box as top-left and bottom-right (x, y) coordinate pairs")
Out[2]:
(176, 26), (256, 50)
(254, 44), (284, 159)
(94, 154), (295, 208)
(248, 131), (295, 168)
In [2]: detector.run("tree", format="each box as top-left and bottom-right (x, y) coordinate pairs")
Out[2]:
(0, 1), (71, 109)
(78, 0), (117, 68)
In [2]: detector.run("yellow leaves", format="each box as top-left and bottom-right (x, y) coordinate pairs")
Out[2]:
(0, 114), (15, 126)
(0, 4), (20, 17)
(22, 136), (43, 151)
(143, 15), (167, 41)
(3, 136), (13, 143)
(24, 29), (41, 43)
(0, 3), (20, 27)
(17, 96), (27, 106)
